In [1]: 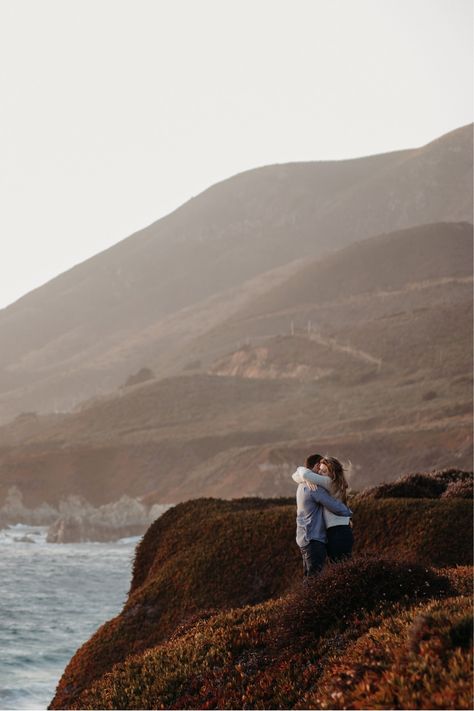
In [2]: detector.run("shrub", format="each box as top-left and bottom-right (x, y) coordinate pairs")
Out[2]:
(432, 468), (474, 485)
(359, 473), (445, 499)
(313, 596), (473, 710)
(353, 498), (473, 566)
(49, 498), (298, 709)
(442, 480), (473, 499)
(439, 566), (474, 596)
(66, 600), (283, 710)
(272, 557), (451, 652)
(123, 367), (155, 388)
(70, 560), (459, 710)
(49, 496), (473, 709)
(358, 468), (473, 499)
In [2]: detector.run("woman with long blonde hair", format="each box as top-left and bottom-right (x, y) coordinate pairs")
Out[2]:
(292, 454), (353, 562)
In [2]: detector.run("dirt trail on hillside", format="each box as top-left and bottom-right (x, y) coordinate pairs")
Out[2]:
(307, 332), (382, 367)
(306, 276), (472, 367)
(245, 276), (473, 322)
(229, 275), (473, 367)
(324, 412), (473, 440)
(376, 275), (473, 296)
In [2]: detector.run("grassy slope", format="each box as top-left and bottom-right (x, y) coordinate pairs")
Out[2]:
(49, 489), (473, 709)
(0, 223), (472, 507)
(0, 348), (472, 507)
(1, 125), (471, 423)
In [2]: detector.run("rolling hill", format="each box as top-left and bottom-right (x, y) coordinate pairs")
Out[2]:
(0, 221), (471, 508)
(0, 124), (471, 423)
(196, 220), (473, 370)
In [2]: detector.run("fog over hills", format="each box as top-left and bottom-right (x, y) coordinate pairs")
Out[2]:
(0, 220), (471, 507)
(0, 124), (472, 423)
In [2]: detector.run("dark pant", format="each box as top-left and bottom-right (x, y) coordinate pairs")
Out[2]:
(300, 539), (326, 577)
(327, 525), (354, 562)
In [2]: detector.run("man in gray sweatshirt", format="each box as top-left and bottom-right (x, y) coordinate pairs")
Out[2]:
(296, 480), (353, 576)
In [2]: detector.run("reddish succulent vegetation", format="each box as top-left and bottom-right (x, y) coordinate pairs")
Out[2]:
(352, 497), (473, 566)
(129, 497), (295, 594)
(273, 557), (451, 652)
(357, 467), (473, 499)
(60, 561), (467, 710)
(49, 474), (473, 710)
(437, 565), (474, 598)
(313, 597), (473, 710)
(442, 479), (473, 499)
(49, 498), (299, 709)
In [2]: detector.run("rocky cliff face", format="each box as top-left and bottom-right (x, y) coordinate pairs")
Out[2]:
(0, 487), (170, 542)
(45, 518), (146, 543)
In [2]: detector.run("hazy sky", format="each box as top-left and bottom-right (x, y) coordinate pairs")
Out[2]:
(0, 0), (472, 309)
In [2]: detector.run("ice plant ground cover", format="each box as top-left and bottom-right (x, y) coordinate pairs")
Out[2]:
(49, 469), (473, 710)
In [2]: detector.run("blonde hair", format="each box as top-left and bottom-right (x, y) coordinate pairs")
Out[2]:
(321, 456), (349, 504)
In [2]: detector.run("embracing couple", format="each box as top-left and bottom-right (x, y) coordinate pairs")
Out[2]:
(292, 453), (354, 578)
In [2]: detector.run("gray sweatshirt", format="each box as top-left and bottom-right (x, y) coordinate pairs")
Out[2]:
(296, 483), (352, 548)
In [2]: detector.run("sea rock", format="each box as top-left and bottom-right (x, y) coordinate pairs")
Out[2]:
(0, 487), (172, 543)
(45, 496), (171, 543)
(0, 486), (58, 527)
(46, 518), (147, 543)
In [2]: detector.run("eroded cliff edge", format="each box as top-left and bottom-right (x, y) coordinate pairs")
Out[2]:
(50, 468), (473, 710)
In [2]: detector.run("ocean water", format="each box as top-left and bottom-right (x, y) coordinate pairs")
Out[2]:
(0, 524), (139, 710)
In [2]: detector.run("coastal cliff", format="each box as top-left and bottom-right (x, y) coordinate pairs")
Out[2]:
(49, 468), (473, 710)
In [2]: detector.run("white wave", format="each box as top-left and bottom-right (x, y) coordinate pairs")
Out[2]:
(0, 525), (48, 546)
(116, 535), (142, 545)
